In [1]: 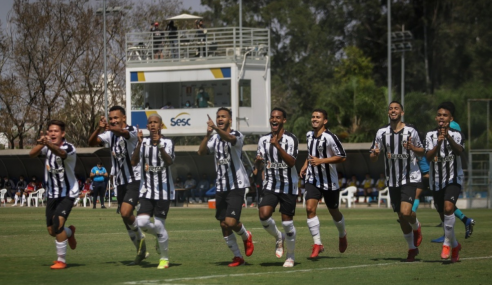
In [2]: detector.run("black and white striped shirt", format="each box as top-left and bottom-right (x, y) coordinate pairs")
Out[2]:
(138, 137), (175, 200)
(306, 130), (346, 191)
(207, 130), (250, 192)
(98, 126), (141, 186)
(371, 124), (422, 187)
(425, 128), (464, 191)
(257, 131), (299, 195)
(41, 141), (79, 199)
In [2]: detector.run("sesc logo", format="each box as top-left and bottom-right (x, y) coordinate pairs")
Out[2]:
(170, 112), (191, 127)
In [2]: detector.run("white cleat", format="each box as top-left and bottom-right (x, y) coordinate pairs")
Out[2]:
(275, 233), (285, 258)
(283, 258), (294, 267)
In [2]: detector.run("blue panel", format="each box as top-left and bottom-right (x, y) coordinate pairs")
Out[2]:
(221, 68), (231, 78)
(130, 72), (138, 82)
(131, 112), (148, 128)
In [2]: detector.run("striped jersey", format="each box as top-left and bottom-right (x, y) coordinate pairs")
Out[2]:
(370, 124), (422, 187)
(207, 130), (250, 192)
(257, 131), (299, 195)
(41, 140), (79, 199)
(425, 128), (464, 190)
(98, 126), (141, 186)
(138, 137), (175, 200)
(305, 130), (346, 191)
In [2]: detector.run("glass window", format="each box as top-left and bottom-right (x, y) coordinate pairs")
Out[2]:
(238, 79), (251, 107)
(130, 80), (231, 110)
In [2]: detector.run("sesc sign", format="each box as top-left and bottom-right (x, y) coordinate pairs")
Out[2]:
(170, 112), (191, 127)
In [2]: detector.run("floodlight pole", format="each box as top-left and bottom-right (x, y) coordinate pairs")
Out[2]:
(387, 0), (392, 111)
(239, 0), (242, 50)
(103, 0), (108, 121)
(401, 27), (405, 122)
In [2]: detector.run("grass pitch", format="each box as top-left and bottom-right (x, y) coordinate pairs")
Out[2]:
(1, 205), (491, 285)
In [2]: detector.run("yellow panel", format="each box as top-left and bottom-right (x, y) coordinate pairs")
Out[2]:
(137, 71), (146, 82)
(210, 68), (223, 79)
(144, 111), (167, 129)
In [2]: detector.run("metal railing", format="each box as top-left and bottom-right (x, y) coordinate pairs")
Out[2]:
(125, 27), (270, 64)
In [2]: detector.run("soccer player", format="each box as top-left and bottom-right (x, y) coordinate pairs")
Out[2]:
(131, 114), (174, 269)
(88, 106), (147, 265)
(425, 102), (465, 262)
(29, 120), (78, 269)
(255, 107), (299, 267)
(370, 101), (423, 262)
(299, 109), (348, 258)
(197, 108), (254, 267)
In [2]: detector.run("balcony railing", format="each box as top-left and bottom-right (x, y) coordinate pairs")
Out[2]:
(125, 27), (270, 64)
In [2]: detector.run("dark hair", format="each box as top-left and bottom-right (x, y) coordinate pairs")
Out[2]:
(47, 120), (66, 132)
(437, 101), (455, 117)
(271, 107), (287, 119)
(217, 107), (232, 117)
(312, 108), (328, 120)
(109, 105), (126, 116)
(97, 161), (103, 165)
(388, 101), (403, 110)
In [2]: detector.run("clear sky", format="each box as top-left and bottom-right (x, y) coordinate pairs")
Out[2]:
(0, 0), (206, 26)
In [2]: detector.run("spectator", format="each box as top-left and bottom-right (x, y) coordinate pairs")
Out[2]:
(184, 100), (192, 108)
(182, 173), (196, 203)
(191, 173), (209, 203)
(1, 176), (15, 202)
(195, 87), (210, 108)
(297, 176), (305, 203)
(161, 102), (174, 109)
(195, 19), (206, 57)
(338, 172), (347, 189)
(375, 173), (386, 190)
(360, 173), (374, 204)
(150, 21), (164, 59)
(346, 175), (359, 188)
(74, 178), (93, 206)
(145, 103), (151, 110)
(165, 20), (178, 58)
(14, 176), (41, 206)
(90, 161), (108, 209)
(15, 175), (28, 203)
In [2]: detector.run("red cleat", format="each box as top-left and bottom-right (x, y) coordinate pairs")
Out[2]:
(50, 261), (67, 269)
(228, 256), (245, 267)
(67, 225), (77, 250)
(413, 223), (422, 247)
(451, 243), (461, 263)
(309, 244), (325, 258)
(339, 233), (348, 253)
(406, 248), (419, 262)
(243, 231), (254, 257)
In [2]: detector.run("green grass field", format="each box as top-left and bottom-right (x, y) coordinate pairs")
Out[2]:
(1, 205), (491, 285)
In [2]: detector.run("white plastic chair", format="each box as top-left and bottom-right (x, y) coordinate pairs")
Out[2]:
(339, 186), (357, 208)
(0, 189), (7, 206)
(243, 188), (249, 207)
(28, 188), (45, 207)
(378, 187), (391, 208)
(83, 192), (92, 207)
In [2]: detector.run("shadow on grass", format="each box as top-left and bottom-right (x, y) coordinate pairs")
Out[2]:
(370, 257), (407, 262)
(259, 262), (301, 267)
(213, 261), (253, 266)
(422, 259), (455, 265)
(141, 262), (182, 268)
(307, 256), (338, 262)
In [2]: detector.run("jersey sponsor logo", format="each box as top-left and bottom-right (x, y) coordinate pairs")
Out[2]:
(217, 158), (230, 165)
(387, 153), (409, 160)
(436, 155), (455, 162)
(170, 112), (191, 127)
(47, 167), (65, 174)
(266, 161), (288, 169)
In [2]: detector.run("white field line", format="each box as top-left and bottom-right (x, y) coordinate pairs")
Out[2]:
(124, 255), (492, 285)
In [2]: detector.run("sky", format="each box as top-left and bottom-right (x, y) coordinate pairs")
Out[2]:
(0, 0), (207, 26)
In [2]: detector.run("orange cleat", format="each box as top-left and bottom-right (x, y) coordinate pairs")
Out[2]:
(406, 248), (419, 262)
(243, 231), (254, 257)
(68, 225), (77, 250)
(309, 244), (325, 258)
(228, 256), (245, 267)
(50, 261), (67, 269)
(339, 233), (348, 253)
(451, 243), (461, 263)
(441, 245), (451, 259)
(413, 223), (422, 247)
